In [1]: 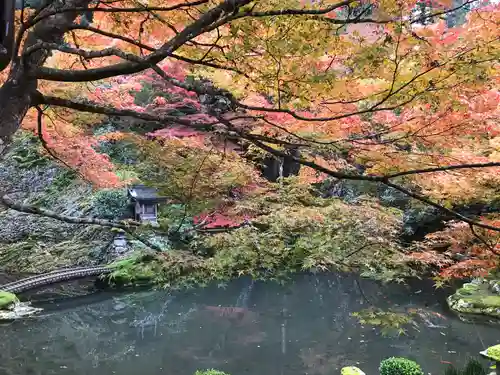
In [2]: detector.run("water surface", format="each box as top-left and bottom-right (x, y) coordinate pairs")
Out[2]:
(0, 273), (497, 375)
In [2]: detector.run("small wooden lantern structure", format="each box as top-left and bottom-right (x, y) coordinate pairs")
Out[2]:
(127, 184), (167, 224)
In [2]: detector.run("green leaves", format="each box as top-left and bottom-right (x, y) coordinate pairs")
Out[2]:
(91, 189), (129, 220)
(202, 179), (405, 279)
(352, 308), (415, 336)
(379, 357), (424, 375)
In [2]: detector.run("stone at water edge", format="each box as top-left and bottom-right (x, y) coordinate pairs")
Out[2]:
(480, 344), (500, 375)
(486, 344), (500, 361)
(0, 302), (43, 320)
(0, 291), (19, 310)
(0, 291), (42, 320)
(341, 366), (366, 375)
(447, 279), (500, 319)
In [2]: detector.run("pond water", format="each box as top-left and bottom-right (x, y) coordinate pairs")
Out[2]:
(0, 273), (498, 375)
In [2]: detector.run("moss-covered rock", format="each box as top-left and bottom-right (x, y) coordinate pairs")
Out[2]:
(341, 366), (366, 375)
(0, 291), (19, 310)
(448, 279), (500, 319)
(106, 251), (207, 289)
(486, 344), (500, 361)
(0, 301), (43, 320)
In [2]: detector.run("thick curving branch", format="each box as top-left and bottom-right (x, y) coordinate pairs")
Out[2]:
(0, 195), (165, 252)
(35, 93), (220, 130)
(25, 0), (212, 28)
(0, 195), (140, 230)
(33, 0), (254, 82)
(30, 0), (485, 83)
(214, 116), (500, 233)
(383, 162), (500, 179)
(37, 93), (500, 181)
(0, 0), (93, 155)
(33, 0), (425, 83)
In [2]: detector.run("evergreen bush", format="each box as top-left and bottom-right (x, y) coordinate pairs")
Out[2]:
(379, 357), (424, 375)
(91, 189), (129, 219)
(444, 359), (487, 375)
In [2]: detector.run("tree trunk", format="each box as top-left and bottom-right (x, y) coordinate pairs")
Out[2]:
(0, 65), (36, 155)
(0, 0), (91, 155)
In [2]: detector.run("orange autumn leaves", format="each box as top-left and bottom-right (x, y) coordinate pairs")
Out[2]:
(10, 0), (499, 196)
(23, 108), (122, 187)
(408, 218), (500, 279)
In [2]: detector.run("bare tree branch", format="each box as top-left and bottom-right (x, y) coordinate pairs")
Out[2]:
(0, 195), (139, 230)
(35, 94), (219, 130)
(384, 162), (500, 179)
(0, 195), (166, 252)
(381, 181), (500, 232)
(215, 116), (500, 232)
(35, 105), (86, 179)
(26, 0), (212, 28)
(37, 94), (500, 181)
(33, 0), (254, 82)
(66, 24), (156, 51)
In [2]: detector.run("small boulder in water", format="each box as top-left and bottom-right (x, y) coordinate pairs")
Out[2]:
(0, 301), (42, 320)
(448, 279), (500, 320)
(341, 366), (366, 375)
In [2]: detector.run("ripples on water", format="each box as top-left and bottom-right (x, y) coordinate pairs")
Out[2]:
(0, 273), (498, 375)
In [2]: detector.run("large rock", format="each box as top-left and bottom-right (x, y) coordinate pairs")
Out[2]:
(341, 367), (366, 375)
(447, 278), (500, 320)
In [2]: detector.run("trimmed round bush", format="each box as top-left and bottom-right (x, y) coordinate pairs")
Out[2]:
(379, 357), (424, 375)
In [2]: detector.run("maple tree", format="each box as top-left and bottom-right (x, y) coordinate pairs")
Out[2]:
(0, 0), (499, 280)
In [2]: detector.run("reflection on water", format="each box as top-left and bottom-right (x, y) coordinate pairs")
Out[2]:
(0, 273), (497, 375)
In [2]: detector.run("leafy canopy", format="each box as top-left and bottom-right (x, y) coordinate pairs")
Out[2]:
(0, 0), (499, 280)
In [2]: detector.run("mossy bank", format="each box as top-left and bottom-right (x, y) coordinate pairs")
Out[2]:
(0, 133), (124, 273)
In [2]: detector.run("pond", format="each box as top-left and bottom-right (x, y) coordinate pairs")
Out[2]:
(0, 273), (498, 375)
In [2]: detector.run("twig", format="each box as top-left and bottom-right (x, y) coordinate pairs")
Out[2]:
(35, 106), (86, 180)
(468, 223), (500, 256)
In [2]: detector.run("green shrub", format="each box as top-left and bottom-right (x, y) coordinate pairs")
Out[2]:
(10, 132), (49, 169)
(194, 370), (230, 375)
(35, 169), (78, 206)
(445, 365), (460, 375)
(91, 189), (129, 219)
(95, 140), (139, 165)
(445, 358), (487, 375)
(462, 359), (487, 375)
(379, 357), (424, 375)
